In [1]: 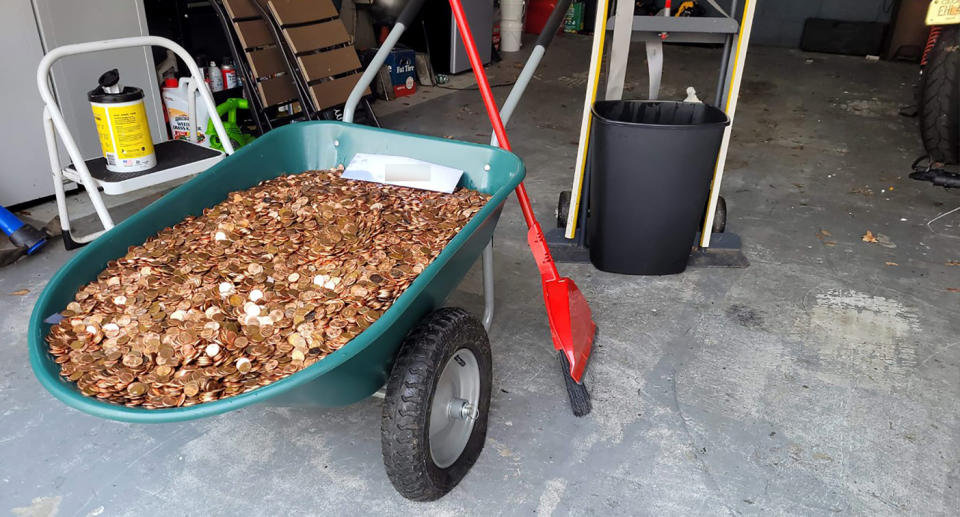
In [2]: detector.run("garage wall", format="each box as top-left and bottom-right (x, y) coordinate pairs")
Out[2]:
(751, 0), (897, 47)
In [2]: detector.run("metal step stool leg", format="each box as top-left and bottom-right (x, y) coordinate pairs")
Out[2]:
(43, 108), (113, 249)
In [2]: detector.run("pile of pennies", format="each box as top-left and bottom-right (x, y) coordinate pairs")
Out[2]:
(46, 169), (489, 409)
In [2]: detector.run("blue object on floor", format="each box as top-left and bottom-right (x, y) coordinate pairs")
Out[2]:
(0, 205), (46, 255)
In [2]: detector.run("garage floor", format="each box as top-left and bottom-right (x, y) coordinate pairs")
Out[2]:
(3, 35), (959, 516)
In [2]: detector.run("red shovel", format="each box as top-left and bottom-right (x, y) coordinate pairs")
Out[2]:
(448, 0), (597, 416)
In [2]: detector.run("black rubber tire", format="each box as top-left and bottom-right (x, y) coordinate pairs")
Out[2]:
(557, 190), (572, 229)
(713, 196), (727, 234)
(920, 26), (960, 164)
(381, 307), (492, 501)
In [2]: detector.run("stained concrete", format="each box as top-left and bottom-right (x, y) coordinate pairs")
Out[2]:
(2, 35), (959, 516)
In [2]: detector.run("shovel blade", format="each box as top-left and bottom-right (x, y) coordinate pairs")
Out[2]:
(542, 277), (596, 383)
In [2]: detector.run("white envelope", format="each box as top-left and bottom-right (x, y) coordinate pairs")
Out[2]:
(342, 153), (464, 194)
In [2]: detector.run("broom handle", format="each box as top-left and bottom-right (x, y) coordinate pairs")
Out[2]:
(448, 0), (560, 281)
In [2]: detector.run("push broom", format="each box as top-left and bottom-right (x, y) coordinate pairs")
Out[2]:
(448, 0), (597, 416)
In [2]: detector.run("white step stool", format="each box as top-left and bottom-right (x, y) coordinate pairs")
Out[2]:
(37, 36), (235, 249)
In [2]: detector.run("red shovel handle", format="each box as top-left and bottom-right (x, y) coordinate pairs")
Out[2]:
(446, 2), (510, 151)
(447, 0), (560, 281)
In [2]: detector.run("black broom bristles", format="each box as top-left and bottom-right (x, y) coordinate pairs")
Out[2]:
(559, 352), (591, 417)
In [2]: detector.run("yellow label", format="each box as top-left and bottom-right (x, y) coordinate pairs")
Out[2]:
(105, 102), (154, 159)
(928, 0), (960, 25)
(91, 104), (114, 154)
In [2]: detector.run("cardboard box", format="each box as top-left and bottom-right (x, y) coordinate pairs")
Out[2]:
(383, 48), (417, 98)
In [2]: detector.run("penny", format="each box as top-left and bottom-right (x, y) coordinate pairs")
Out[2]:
(155, 365), (174, 379)
(236, 357), (252, 374)
(122, 353), (143, 368)
(45, 168), (489, 408)
(127, 382), (147, 397)
(184, 382), (200, 397)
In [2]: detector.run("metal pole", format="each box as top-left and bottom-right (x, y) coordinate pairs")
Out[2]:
(700, 0), (756, 247)
(481, 240), (494, 330)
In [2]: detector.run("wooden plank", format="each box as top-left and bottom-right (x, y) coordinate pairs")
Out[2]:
(234, 19), (273, 49)
(283, 21), (350, 54)
(298, 46), (360, 83)
(256, 76), (298, 106)
(246, 47), (287, 78)
(268, 0), (337, 25)
(309, 73), (367, 111)
(223, 0), (260, 19)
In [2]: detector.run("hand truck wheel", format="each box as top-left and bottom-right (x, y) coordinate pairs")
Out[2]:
(713, 195), (727, 234)
(381, 307), (492, 501)
(556, 190), (572, 229)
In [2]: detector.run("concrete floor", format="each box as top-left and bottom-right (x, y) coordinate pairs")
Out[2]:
(3, 35), (960, 516)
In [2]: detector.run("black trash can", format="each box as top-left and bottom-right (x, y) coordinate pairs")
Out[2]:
(587, 100), (729, 275)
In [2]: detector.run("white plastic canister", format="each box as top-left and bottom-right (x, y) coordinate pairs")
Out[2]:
(88, 69), (156, 173)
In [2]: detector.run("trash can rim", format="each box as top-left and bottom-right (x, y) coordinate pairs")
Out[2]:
(591, 100), (731, 129)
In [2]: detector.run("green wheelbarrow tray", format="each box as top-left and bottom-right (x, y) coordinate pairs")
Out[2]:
(28, 121), (525, 424)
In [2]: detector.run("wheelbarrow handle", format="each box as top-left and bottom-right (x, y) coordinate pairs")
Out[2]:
(492, 0), (572, 146)
(343, 0), (427, 123)
(536, 0), (572, 49)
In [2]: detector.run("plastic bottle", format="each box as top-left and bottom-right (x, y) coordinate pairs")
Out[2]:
(207, 61), (224, 92)
(162, 77), (211, 146)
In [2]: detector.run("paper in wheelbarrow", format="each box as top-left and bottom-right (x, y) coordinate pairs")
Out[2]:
(343, 153), (463, 193)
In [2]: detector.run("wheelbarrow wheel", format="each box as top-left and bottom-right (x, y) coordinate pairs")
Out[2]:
(381, 307), (492, 501)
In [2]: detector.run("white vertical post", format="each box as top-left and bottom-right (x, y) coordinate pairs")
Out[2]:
(700, 0), (757, 248)
(564, 0), (612, 239)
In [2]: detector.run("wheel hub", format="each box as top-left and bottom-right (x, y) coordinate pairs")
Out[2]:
(447, 398), (478, 420)
(429, 349), (480, 468)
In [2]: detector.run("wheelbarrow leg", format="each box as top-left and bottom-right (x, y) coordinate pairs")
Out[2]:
(481, 239), (494, 331)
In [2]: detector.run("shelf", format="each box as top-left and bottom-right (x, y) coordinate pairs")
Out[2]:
(607, 15), (739, 44)
(63, 140), (224, 195)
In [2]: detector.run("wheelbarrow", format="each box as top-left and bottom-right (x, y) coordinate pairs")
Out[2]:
(31, 52), (523, 509)
(30, 0), (584, 502)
